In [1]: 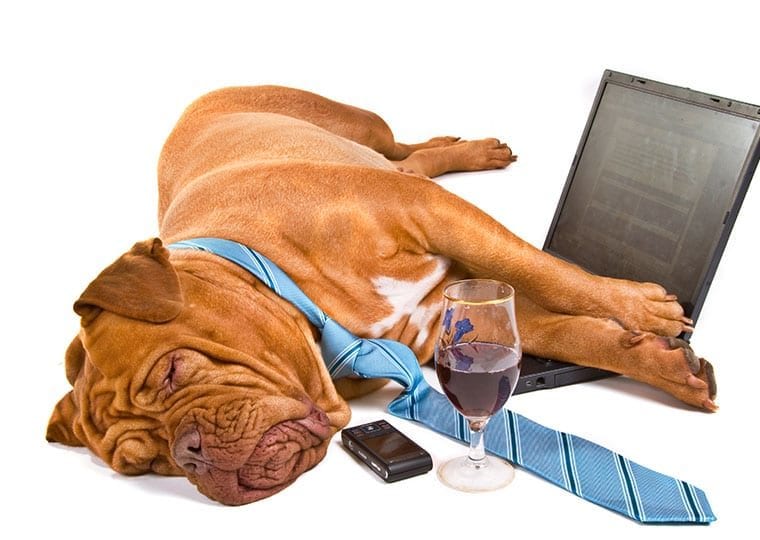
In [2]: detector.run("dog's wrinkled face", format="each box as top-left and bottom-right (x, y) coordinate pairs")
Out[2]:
(46, 239), (351, 505)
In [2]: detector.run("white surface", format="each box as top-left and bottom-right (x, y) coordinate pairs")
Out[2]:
(2, 1), (758, 538)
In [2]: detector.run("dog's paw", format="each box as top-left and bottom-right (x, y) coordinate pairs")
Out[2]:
(451, 138), (517, 171)
(626, 333), (718, 411)
(664, 337), (717, 406)
(596, 277), (692, 337)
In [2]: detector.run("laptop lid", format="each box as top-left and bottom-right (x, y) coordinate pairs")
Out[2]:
(515, 69), (760, 395)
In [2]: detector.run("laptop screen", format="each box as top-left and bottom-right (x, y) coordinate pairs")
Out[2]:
(545, 73), (760, 319)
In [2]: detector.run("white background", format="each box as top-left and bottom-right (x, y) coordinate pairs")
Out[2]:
(2, 1), (758, 538)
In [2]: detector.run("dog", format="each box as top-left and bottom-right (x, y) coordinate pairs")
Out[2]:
(46, 86), (716, 506)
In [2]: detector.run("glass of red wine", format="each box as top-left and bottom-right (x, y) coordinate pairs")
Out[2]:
(435, 278), (521, 492)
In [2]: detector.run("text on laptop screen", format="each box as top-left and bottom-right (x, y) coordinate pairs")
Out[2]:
(547, 83), (759, 315)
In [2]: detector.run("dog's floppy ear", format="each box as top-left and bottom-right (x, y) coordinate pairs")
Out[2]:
(74, 238), (183, 325)
(46, 336), (88, 446)
(46, 391), (83, 447)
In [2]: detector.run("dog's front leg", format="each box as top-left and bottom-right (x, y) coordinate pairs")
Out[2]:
(411, 180), (691, 337)
(516, 292), (717, 411)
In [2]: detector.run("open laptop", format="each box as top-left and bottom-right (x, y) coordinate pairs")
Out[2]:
(513, 69), (760, 395)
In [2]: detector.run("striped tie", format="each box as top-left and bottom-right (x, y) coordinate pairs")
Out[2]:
(169, 238), (715, 524)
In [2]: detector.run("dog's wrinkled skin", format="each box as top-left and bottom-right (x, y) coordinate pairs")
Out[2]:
(47, 86), (716, 506)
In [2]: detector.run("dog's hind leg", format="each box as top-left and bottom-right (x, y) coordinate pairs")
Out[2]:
(184, 86), (417, 158)
(514, 292), (717, 411)
(391, 139), (517, 178)
(183, 86), (515, 174)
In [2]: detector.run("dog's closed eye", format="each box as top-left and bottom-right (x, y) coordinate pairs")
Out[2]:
(135, 349), (207, 407)
(163, 353), (180, 393)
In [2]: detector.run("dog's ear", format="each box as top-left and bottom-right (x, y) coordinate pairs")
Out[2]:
(47, 336), (88, 446)
(74, 238), (183, 325)
(46, 390), (84, 447)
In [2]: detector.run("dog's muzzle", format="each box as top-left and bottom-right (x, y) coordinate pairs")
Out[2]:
(171, 403), (332, 505)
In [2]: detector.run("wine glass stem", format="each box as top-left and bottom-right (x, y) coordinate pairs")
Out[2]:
(467, 418), (489, 468)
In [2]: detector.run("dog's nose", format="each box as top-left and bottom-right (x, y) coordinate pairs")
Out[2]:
(172, 424), (208, 475)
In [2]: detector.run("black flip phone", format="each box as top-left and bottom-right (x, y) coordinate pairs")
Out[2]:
(342, 420), (433, 482)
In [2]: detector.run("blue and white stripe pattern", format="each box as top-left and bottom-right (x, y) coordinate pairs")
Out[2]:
(169, 238), (715, 524)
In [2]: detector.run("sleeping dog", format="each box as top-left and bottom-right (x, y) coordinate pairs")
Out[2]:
(47, 86), (716, 505)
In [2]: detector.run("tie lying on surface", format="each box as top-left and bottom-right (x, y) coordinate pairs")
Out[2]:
(169, 238), (715, 524)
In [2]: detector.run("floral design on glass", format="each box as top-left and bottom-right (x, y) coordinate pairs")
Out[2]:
(441, 308), (477, 370)
(441, 307), (475, 345)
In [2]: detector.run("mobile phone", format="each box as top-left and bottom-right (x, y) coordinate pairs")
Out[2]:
(341, 420), (433, 482)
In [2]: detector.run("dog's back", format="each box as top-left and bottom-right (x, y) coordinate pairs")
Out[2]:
(158, 87), (397, 221)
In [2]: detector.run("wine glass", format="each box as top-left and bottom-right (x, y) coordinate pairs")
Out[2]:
(435, 278), (521, 492)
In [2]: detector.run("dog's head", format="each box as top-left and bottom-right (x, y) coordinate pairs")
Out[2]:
(47, 238), (351, 505)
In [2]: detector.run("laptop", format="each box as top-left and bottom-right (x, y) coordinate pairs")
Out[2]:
(513, 69), (760, 395)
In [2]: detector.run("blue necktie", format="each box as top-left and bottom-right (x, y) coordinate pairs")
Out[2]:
(169, 238), (715, 524)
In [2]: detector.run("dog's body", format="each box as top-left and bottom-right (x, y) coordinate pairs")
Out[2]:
(47, 86), (716, 505)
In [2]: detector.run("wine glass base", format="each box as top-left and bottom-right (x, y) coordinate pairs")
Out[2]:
(437, 455), (515, 492)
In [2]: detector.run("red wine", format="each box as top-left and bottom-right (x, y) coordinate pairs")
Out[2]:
(436, 341), (521, 418)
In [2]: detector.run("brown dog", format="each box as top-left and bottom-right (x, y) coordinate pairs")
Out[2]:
(46, 86), (716, 506)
